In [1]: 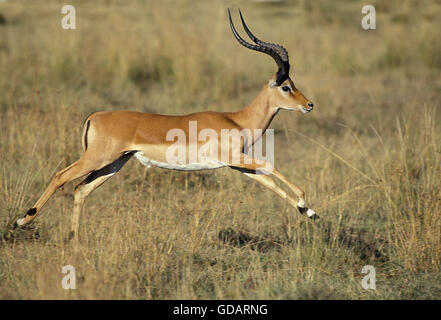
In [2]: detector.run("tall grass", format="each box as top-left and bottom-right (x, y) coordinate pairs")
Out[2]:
(0, 0), (440, 299)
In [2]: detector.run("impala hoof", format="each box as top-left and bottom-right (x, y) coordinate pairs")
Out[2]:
(297, 206), (319, 220)
(306, 208), (319, 220)
(14, 218), (25, 228)
(309, 213), (320, 220)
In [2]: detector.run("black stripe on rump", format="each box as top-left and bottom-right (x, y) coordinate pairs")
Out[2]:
(84, 119), (91, 151)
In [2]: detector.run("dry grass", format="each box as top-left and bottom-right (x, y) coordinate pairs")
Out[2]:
(0, 0), (440, 299)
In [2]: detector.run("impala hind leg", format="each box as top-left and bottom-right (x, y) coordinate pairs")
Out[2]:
(15, 154), (114, 228)
(69, 152), (135, 240)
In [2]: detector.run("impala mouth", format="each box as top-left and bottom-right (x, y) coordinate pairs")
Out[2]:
(301, 106), (313, 114)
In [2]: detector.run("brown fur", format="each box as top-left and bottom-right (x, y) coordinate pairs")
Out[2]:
(17, 73), (316, 238)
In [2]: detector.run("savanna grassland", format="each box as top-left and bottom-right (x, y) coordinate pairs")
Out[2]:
(0, 0), (440, 299)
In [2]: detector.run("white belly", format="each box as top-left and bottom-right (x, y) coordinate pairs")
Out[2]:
(134, 152), (225, 171)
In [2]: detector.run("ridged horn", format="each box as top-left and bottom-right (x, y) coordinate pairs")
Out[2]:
(228, 8), (290, 85)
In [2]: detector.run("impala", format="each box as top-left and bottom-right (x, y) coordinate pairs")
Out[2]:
(15, 9), (318, 239)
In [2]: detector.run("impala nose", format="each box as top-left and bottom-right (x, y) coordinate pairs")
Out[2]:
(307, 102), (314, 109)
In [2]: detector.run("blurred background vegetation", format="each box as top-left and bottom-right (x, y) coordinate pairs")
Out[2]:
(0, 0), (440, 299)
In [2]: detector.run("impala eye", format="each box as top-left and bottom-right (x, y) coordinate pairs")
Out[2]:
(282, 86), (291, 92)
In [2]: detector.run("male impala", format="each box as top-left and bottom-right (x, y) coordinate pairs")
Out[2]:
(15, 9), (318, 239)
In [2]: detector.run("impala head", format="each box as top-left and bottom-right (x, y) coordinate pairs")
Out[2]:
(228, 9), (314, 114)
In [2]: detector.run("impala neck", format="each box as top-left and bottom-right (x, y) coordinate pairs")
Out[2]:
(231, 84), (277, 140)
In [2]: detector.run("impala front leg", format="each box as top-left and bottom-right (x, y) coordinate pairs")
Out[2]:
(229, 155), (318, 219)
(269, 168), (317, 219)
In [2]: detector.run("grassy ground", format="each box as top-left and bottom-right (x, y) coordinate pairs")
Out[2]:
(0, 0), (440, 299)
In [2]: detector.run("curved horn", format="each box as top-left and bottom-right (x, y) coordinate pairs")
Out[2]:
(238, 9), (289, 63)
(228, 8), (290, 85)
